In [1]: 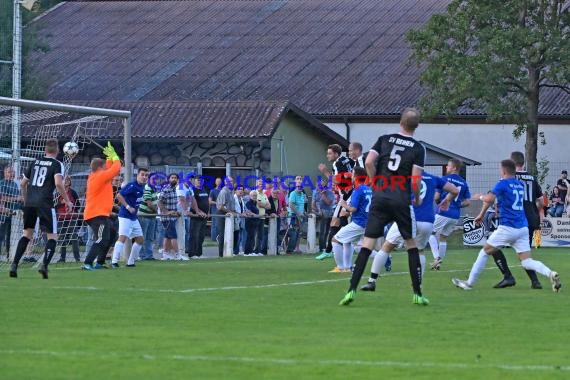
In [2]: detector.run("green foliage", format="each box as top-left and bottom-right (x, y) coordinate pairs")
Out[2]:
(537, 156), (550, 188)
(407, 0), (570, 173)
(0, 0), (61, 99)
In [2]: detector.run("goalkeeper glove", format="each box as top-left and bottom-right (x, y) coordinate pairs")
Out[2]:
(103, 141), (120, 162)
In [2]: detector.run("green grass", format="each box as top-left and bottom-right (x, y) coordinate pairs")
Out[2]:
(1, 247), (569, 380)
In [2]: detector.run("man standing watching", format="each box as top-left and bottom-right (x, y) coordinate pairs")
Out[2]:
(216, 176), (236, 257)
(0, 165), (22, 259)
(10, 139), (73, 279)
(82, 142), (122, 271)
(110, 168), (149, 267)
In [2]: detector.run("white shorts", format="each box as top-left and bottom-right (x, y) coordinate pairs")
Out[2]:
(334, 222), (365, 244)
(433, 215), (458, 236)
(118, 217), (143, 238)
(385, 221), (432, 250)
(486, 225), (530, 253)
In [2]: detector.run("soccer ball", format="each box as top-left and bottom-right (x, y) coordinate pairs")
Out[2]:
(63, 141), (79, 156)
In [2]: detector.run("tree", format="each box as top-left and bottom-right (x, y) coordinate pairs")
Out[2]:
(407, 0), (570, 174)
(0, 0), (60, 99)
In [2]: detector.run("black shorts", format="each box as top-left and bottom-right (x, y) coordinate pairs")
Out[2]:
(23, 206), (57, 234)
(86, 216), (111, 245)
(364, 196), (415, 240)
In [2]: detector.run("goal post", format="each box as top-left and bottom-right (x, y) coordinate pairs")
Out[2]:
(0, 97), (132, 269)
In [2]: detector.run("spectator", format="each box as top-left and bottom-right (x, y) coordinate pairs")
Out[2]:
(312, 177), (335, 256)
(268, 188), (286, 254)
(176, 181), (191, 260)
(286, 176), (307, 254)
(56, 176), (81, 263)
(244, 190), (260, 256)
(233, 185), (248, 255)
(208, 177), (222, 241)
(255, 179), (271, 255)
(557, 170), (569, 201)
(215, 176), (236, 257)
(158, 173), (182, 260)
(137, 183), (158, 260)
(0, 165), (21, 258)
(190, 176), (209, 258)
(548, 186), (564, 217)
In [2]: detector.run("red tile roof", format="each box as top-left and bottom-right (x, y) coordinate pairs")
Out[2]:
(30, 0), (569, 117)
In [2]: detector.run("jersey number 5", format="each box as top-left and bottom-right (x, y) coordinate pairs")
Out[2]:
(388, 146), (405, 171)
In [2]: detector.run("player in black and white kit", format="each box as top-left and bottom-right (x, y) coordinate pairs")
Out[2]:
(9, 139), (73, 279)
(316, 144), (354, 260)
(340, 108), (428, 306)
(491, 151), (544, 289)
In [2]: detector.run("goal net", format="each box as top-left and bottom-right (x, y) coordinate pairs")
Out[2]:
(0, 97), (131, 272)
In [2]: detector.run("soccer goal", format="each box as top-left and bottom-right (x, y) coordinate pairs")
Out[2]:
(0, 97), (132, 270)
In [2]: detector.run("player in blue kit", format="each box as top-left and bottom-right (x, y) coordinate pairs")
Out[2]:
(452, 160), (561, 292)
(329, 167), (372, 272)
(361, 172), (458, 291)
(429, 159), (471, 270)
(110, 168), (149, 268)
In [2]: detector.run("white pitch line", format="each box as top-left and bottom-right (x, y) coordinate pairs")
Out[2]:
(0, 266), (501, 293)
(0, 349), (567, 372)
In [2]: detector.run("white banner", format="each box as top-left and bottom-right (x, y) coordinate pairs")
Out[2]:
(462, 216), (570, 247)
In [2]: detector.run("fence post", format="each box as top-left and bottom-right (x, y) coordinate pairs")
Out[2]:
(307, 213), (316, 253)
(223, 215), (234, 257)
(268, 217), (277, 255)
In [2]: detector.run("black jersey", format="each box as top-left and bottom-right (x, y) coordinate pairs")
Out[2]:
(370, 133), (425, 202)
(515, 171), (542, 229)
(333, 156), (354, 194)
(354, 152), (368, 168)
(24, 157), (64, 208)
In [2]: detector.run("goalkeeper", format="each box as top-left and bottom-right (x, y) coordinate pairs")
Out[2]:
(82, 143), (122, 270)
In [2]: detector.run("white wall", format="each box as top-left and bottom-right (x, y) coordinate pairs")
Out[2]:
(326, 122), (569, 193)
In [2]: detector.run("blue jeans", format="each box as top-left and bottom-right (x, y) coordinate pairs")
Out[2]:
(549, 204), (564, 217)
(138, 216), (156, 259)
(185, 217), (191, 252)
(286, 216), (301, 253)
(210, 206), (218, 241)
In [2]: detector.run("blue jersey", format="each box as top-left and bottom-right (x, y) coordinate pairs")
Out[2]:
(437, 173), (471, 219)
(349, 184), (372, 228)
(491, 177), (528, 229)
(414, 172), (447, 223)
(118, 180), (145, 220)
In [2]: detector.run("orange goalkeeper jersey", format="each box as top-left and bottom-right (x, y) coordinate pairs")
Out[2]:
(83, 160), (122, 220)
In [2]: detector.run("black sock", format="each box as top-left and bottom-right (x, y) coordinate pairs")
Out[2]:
(326, 226), (339, 253)
(408, 247), (422, 296)
(492, 249), (512, 277)
(43, 239), (57, 268)
(525, 269), (540, 283)
(370, 272), (379, 280)
(11, 236), (31, 270)
(348, 247), (372, 291)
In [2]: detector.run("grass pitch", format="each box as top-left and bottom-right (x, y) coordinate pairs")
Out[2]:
(1, 247), (569, 380)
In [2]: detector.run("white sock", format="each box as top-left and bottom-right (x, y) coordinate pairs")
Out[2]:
(128, 243), (142, 266)
(332, 242), (343, 268)
(521, 258), (552, 277)
(420, 254), (426, 279)
(428, 235), (439, 259)
(111, 241), (124, 264)
(467, 249), (488, 286)
(342, 242), (353, 270)
(439, 242), (447, 260)
(370, 250), (388, 281)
